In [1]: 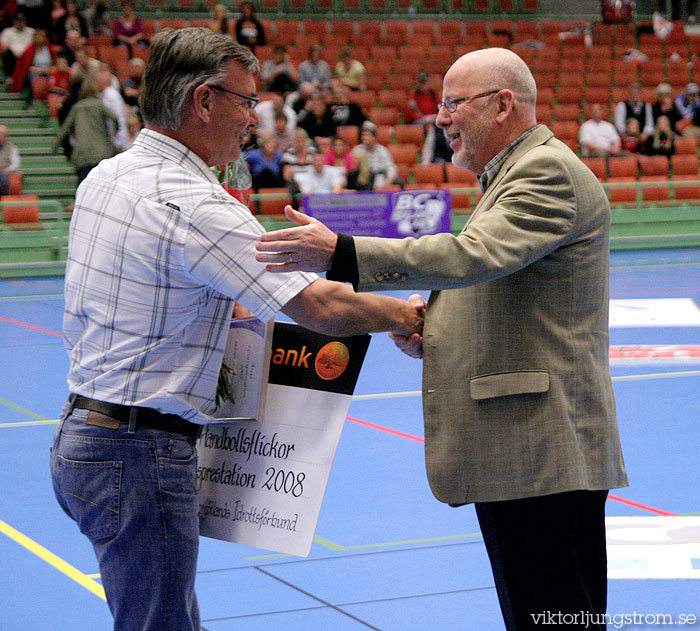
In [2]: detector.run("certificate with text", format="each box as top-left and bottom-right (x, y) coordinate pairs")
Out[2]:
(197, 322), (370, 557)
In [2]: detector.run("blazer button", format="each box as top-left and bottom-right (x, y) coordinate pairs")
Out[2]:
(374, 272), (386, 282)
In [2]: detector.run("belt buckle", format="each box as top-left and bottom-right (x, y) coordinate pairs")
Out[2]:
(85, 410), (121, 429)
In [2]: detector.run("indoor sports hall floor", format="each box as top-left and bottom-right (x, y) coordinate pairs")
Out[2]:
(1, 248), (699, 631)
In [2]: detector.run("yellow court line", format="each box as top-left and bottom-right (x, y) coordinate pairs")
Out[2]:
(0, 396), (50, 421)
(0, 518), (106, 601)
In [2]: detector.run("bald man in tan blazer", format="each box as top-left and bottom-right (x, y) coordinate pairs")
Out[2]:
(256, 48), (628, 630)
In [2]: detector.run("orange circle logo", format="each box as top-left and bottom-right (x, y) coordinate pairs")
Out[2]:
(314, 342), (350, 381)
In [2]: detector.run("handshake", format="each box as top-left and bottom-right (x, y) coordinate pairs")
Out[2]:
(255, 205), (425, 359)
(391, 293), (426, 359)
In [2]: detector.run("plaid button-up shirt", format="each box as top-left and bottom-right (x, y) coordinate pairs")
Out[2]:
(63, 129), (316, 424)
(478, 124), (542, 193)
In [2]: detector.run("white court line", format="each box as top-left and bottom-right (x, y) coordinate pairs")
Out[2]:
(0, 370), (698, 427)
(351, 370), (700, 401)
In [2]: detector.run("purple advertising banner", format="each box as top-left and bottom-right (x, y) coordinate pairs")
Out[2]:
(302, 189), (452, 238)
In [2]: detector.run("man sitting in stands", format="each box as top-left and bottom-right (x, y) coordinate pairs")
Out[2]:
(294, 150), (345, 194)
(579, 103), (621, 158)
(351, 121), (398, 189)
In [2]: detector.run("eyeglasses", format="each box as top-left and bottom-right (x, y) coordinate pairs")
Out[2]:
(210, 85), (260, 110)
(438, 89), (503, 113)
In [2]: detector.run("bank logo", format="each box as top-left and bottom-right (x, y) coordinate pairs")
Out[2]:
(314, 342), (350, 381)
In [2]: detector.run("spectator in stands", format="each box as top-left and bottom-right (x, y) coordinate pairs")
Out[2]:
(125, 111), (142, 148)
(11, 27), (54, 107)
(286, 80), (315, 115)
(111, 0), (148, 54)
(57, 28), (81, 65)
(99, 59), (120, 91)
(233, 0), (266, 51)
(325, 134), (367, 190)
(298, 44), (331, 93)
(83, 0), (111, 38)
(244, 135), (285, 191)
(294, 150), (345, 194)
(579, 103), (622, 157)
(17, 0), (44, 29)
(620, 117), (643, 153)
(255, 91), (296, 135)
(0, 1), (16, 31)
(675, 81), (700, 118)
(70, 45), (99, 84)
(315, 135), (331, 156)
(261, 44), (298, 94)
(0, 124), (21, 195)
(421, 121), (453, 165)
(47, 0), (66, 44)
(334, 46), (366, 91)
(614, 83), (653, 141)
(351, 121), (398, 189)
(56, 75), (82, 158)
(406, 70), (440, 125)
(675, 82), (700, 134)
(53, 79), (117, 183)
(329, 82), (366, 128)
(54, 0), (89, 46)
(270, 110), (294, 153)
(297, 92), (336, 144)
(1, 12), (34, 83)
(208, 4), (231, 37)
(49, 54), (71, 98)
(120, 56), (144, 110)
(652, 82), (683, 133)
(645, 114), (675, 157)
(281, 127), (315, 200)
(97, 68), (127, 151)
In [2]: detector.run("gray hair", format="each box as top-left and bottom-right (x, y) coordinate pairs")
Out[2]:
(140, 27), (259, 130)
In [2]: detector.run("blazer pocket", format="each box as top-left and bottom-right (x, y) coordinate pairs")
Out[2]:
(470, 370), (550, 400)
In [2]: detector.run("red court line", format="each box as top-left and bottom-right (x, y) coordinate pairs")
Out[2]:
(607, 494), (677, 516)
(346, 415), (678, 516)
(0, 315), (63, 338)
(346, 415), (426, 443)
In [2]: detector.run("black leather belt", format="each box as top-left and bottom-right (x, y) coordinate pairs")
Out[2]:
(70, 394), (201, 439)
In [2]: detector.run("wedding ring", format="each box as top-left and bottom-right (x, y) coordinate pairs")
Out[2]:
(288, 252), (293, 264)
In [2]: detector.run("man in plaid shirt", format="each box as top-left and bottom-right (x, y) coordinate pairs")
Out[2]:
(50, 28), (423, 631)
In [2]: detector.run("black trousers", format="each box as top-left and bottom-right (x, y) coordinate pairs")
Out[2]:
(475, 489), (609, 631)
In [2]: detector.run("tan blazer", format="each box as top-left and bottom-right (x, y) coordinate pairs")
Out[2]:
(353, 126), (628, 504)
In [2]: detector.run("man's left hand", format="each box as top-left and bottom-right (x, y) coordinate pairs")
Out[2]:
(255, 205), (338, 273)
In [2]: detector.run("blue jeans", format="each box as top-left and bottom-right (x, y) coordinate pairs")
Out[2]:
(50, 401), (201, 631)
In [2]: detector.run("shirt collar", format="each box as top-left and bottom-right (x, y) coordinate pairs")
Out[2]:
(133, 128), (222, 186)
(478, 124), (542, 193)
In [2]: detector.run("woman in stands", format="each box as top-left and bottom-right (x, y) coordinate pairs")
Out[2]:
(111, 0), (148, 54)
(208, 4), (231, 37)
(334, 47), (366, 92)
(234, 1), (266, 51)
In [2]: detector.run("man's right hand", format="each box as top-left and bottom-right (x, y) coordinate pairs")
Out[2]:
(390, 294), (425, 359)
(255, 205), (338, 273)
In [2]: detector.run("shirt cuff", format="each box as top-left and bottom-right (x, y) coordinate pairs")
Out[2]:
(327, 232), (359, 290)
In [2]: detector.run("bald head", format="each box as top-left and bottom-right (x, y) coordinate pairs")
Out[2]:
(448, 48), (537, 110)
(437, 48), (538, 175)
